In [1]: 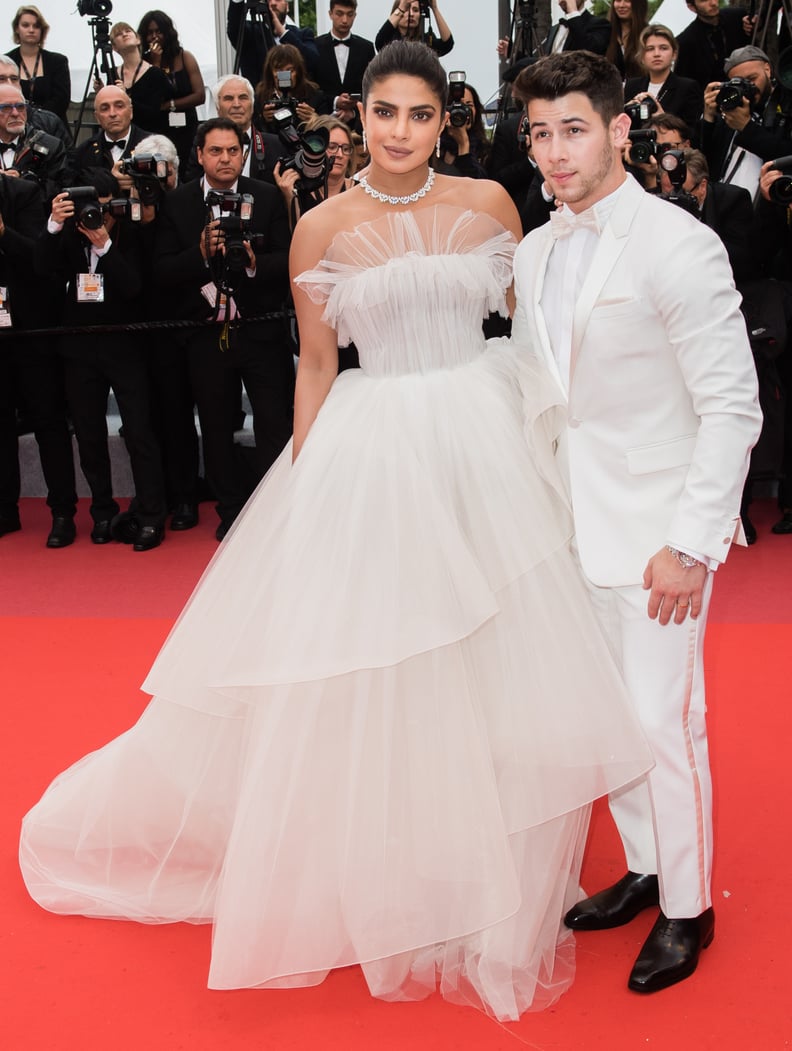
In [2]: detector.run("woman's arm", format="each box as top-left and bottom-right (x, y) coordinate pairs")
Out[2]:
(172, 50), (206, 111)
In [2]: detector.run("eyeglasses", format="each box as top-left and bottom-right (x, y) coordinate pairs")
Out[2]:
(0, 102), (27, 113)
(327, 142), (353, 156)
(0, 74), (21, 84)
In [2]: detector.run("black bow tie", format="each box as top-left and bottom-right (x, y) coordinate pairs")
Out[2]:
(333, 37), (349, 46)
(0, 140), (17, 153)
(106, 138), (126, 151)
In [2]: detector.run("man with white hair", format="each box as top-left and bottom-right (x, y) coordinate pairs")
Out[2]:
(183, 75), (281, 184)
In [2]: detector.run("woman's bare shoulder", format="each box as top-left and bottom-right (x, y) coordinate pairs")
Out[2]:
(289, 185), (369, 273)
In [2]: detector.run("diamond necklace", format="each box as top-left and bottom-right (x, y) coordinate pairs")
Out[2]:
(360, 168), (435, 205)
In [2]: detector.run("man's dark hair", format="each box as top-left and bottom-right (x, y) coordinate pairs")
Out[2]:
(648, 113), (692, 140)
(195, 117), (244, 151)
(513, 51), (624, 126)
(362, 40), (448, 110)
(330, 0), (357, 9)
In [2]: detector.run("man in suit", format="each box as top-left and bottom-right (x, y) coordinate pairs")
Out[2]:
(511, 51), (761, 993)
(675, 0), (753, 91)
(227, 0), (319, 85)
(0, 83), (67, 202)
(154, 117), (294, 540)
(313, 1), (374, 127)
(537, 0), (610, 57)
(183, 75), (282, 184)
(71, 85), (147, 182)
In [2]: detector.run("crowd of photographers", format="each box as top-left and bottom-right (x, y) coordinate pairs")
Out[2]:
(2, 0), (792, 550)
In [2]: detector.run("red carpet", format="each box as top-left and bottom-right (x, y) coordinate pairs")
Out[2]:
(2, 498), (791, 1049)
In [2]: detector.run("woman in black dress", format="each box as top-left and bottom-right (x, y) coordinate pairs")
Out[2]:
(107, 21), (174, 136)
(6, 5), (70, 124)
(137, 10), (205, 171)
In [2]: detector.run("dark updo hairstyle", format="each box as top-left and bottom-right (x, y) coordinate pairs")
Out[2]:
(362, 40), (448, 111)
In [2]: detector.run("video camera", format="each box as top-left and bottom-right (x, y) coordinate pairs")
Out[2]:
(447, 71), (471, 128)
(63, 186), (142, 229)
(119, 153), (169, 207)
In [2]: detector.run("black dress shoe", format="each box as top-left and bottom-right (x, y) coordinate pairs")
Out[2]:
(170, 503), (199, 531)
(741, 512), (757, 545)
(133, 524), (164, 552)
(110, 511), (140, 544)
(90, 519), (113, 544)
(46, 516), (76, 549)
(0, 513), (22, 538)
(628, 908), (715, 993)
(564, 871), (660, 930)
(771, 511), (792, 535)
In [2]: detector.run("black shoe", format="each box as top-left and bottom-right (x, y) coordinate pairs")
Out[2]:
(170, 503), (199, 531)
(628, 908), (715, 993)
(0, 512), (21, 538)
(110, 511), (140, 544)
(133, 523), (164, 552)
(741, 512), (757, 545)
(564, 872), (660, 930)
(46, 516), (76, 549)
(90, 519), (114, 544)
(771, 511), (792, 535)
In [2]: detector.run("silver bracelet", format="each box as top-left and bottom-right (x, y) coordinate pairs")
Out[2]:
(666, 545), (705, 569)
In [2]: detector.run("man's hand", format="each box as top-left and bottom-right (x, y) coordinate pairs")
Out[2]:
(78, 219), (111, 248)
(269, 1), (285, 35)
(0, 168), (20, 178)
(702, 81), (721, 122)
(643, 547), (707, 625)
(50, 191), (75, 225)
(111, 157), (134, 194)
(759, 158), (783, 202)
(722, 96), (752, 133)
(199, 217), (224, 260)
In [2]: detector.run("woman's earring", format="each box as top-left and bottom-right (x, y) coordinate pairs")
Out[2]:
(436, 136), (441, 158)
(362, 129), (367, 153)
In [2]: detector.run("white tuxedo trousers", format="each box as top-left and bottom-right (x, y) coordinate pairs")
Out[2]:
(583, 575), (715, 919)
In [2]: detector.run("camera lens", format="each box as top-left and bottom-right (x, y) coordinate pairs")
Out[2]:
(770, 174), (792, 205)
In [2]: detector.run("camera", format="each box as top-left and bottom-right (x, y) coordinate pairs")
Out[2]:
(628, 128), (657, 165)
(64, 186), (105, 230)
(658, 149), (699, 217)
(271, 107), (329, 194)
(769, 154), (792, 205)
(105, 198), (142, 222)
(447, 71), (471, 129)
(205, 192), (262, 274)
(119, 152), (169, 206)
(77, 0), (113, 15)
(716, 77), (758, 111)
(624, 97), (658, 128)
(11, 131), (52, 184)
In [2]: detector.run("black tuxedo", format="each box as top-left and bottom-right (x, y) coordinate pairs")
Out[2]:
(539, 11), (610, 57)
(70, 124), (148, 181)
(699, 181), (757, 287)
(675, 8), (749, 90)
(37, 217), (165, 525)
(227, 1), (319, 84)
(4, 124), (68, 203)
(313, 33), (375, 98)
(624, 73), (704, 135)
(153, 176), (294, 526)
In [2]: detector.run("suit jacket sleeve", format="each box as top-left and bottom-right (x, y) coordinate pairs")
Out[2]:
(566, 11), (610, 56)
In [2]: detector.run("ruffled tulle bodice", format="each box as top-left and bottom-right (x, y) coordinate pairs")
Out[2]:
(294, 205), (515, 374)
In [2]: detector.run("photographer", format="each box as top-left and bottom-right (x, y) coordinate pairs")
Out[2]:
(376, 1), (454, 57)
(273, 113), (352, 227)
(624, 113), (693, 193)
(227, 0), (319, 86)
(184, 75), (282, 185)
(255, 44), (330, 132)
(436, 77), (489, 179)
(39, 169), (167, 550)
(313, 1), (375, 129)
(153, 117), (293, 540)
(0, 82), (67, 202)
(701, 46), (792, 196)
(624, 25), (703, 134)
(72, 85), (147, 180)
(675, 0), (753, 91)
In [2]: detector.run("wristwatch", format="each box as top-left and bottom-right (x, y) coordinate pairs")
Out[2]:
(665, 545), (705, 569)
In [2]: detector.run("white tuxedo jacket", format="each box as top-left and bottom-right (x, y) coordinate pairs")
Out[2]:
(512, 177), (762, 587)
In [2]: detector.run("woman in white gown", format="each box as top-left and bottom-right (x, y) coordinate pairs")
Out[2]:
(20, 42), (653, 1022)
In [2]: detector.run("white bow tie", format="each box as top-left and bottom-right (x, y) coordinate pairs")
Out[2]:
(549, 205), (601, 239)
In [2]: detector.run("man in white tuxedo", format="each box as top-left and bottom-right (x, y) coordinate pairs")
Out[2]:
(511, 51), (762, 993)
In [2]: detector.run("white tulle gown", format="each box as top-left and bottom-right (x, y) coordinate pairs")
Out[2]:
(20, 205), (652, 1021)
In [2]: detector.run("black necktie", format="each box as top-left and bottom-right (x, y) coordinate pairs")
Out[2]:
(241, 132), (251, 146)
(333, 38), (349, 47)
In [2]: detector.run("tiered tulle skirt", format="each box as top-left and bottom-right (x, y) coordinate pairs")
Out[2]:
(20, 341), (652, 1020)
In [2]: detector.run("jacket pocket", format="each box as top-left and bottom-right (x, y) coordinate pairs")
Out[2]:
(625, 434), (698, 475)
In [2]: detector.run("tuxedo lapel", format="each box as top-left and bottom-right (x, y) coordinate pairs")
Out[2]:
(569, 179), (643, 381)
(532, 230), (567, 398)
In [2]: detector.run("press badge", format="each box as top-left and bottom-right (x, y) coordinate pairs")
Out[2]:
(0, 286), (11, 327)
(77, 273), (105, 303)
(169, 111), (187, 128)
